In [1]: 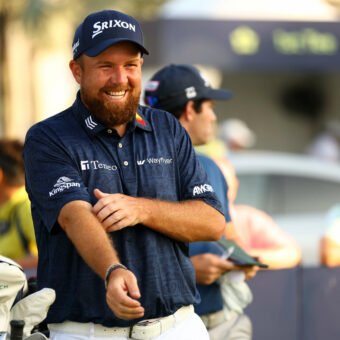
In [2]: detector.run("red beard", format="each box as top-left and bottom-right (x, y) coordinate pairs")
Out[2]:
(81, 85), (141, 127)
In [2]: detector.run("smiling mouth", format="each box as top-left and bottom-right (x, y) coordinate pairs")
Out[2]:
(105, 90), (126, 99)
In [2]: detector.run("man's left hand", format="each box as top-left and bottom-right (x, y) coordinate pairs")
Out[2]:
(92, 189), (146, 232)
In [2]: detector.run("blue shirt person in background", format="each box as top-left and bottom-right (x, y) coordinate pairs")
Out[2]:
(23, 10), (225, 340)
(144, 64), (258, 340)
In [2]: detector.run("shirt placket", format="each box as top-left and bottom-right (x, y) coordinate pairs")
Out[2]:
(115, 133), (137, 197)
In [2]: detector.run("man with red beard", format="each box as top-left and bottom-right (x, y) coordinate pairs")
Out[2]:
(23, 9), (224, 340)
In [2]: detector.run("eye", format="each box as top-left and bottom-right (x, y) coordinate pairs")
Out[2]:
(126, 63), (138, 68)
(98, 64), (111, 69)
(125, 59), (140, 68)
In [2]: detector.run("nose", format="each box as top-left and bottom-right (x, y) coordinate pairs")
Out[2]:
(110, 66), (127, 85)
(211, 110), (217, 122)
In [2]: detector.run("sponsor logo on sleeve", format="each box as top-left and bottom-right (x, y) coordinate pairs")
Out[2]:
(193, 184), (214, 196)
(49, 177), (81, 197)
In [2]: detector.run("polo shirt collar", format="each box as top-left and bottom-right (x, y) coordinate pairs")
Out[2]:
(72, 91), (152, 136)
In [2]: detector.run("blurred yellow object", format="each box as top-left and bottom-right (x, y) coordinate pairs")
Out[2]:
(194, 138), (227, 159)
(0, 186), (37, 260)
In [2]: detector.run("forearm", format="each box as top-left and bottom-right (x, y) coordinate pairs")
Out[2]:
(249, 247), (302, 269)
(139, 198), (224, 242)
(58, 200), (120, 279)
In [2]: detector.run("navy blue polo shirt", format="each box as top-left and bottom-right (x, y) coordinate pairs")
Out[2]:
(23, 92), (223, 327)
(189, 154), (231, 315)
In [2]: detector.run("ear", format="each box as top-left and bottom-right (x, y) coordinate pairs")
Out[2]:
(69, 60), (83, 85)
(0, 168), (4, 184)
(181, 101), (196, 122)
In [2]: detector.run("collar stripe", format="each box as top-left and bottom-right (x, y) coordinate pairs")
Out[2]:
(136, 113), (146, 126)
(85, 116), (97, 130)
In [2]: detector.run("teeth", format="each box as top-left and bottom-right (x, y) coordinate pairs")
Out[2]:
(107, 91), (125, 97)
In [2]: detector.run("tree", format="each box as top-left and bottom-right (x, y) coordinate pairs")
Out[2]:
(0, 0), (169, 137)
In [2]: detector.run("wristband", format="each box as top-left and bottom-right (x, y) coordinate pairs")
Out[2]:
(105, 263), (127, 289)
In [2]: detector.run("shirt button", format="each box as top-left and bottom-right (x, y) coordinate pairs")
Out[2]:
(123, 161), (128, 166)
(107, 129), (112, 134)
(118, 143), (123, 148)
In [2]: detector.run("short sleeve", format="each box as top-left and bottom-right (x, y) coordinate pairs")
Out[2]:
(196, 154), (231, 222)
(172, 119), (223, 215)
(23, 133), (90, 232)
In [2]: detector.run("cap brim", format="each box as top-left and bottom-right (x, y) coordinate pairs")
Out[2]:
(84, 38), (149, 57)
(203, 88), (233, 101)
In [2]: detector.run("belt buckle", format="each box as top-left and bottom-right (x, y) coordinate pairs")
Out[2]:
(130, 319), (161, 340)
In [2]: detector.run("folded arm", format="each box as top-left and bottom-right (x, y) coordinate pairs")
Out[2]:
(58, 200), (144, 320)
(92, 189), (224, 242)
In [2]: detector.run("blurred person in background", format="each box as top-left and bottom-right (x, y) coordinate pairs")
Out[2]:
(320, 204), (340, 266)
(218, 119), (256, 153)
(0, 139), (37, 269)
(210, 136), (302, 269)
(187, 87), (302, 269)
(306, 120), (340, 163)
(194, 118), (255, 160)
(144, 64), (258, 340)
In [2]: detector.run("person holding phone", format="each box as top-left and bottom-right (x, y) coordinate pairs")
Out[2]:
(144, 64), (258, 340)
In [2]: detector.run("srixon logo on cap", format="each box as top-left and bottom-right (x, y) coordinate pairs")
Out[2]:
(92, 20), (136, 38)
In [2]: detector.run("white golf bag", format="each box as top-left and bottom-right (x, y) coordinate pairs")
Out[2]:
(0, 256), (55, 340)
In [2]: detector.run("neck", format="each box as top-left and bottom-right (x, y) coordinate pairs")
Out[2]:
(113, 124), (128, 137)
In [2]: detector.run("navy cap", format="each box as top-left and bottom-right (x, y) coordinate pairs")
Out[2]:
(72, 10), (149, 60)
(144, 64), (232, 111)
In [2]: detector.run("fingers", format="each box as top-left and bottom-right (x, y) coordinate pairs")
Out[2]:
(107, 294), (145, 320)
(92, 190), (124, 226)
(93, 188), (109, 199)
(192, 253), (236, 284)
(106, 217), (135, 232)
(95, 203), (120, 223)
(92, 190), (142, 231)
(106, 269), (145, 320)
(110, 304), (145, 320)
(233, 265), (259, 280)
(92, 189), (117, 215)
(244, 265), (259, 280)
(125, 273), (141, 299)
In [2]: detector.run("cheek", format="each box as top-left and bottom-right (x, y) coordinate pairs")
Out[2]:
(128, 71), (142, 86)
(85, 71), (107, 86)
(203, 114), (214, 127)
